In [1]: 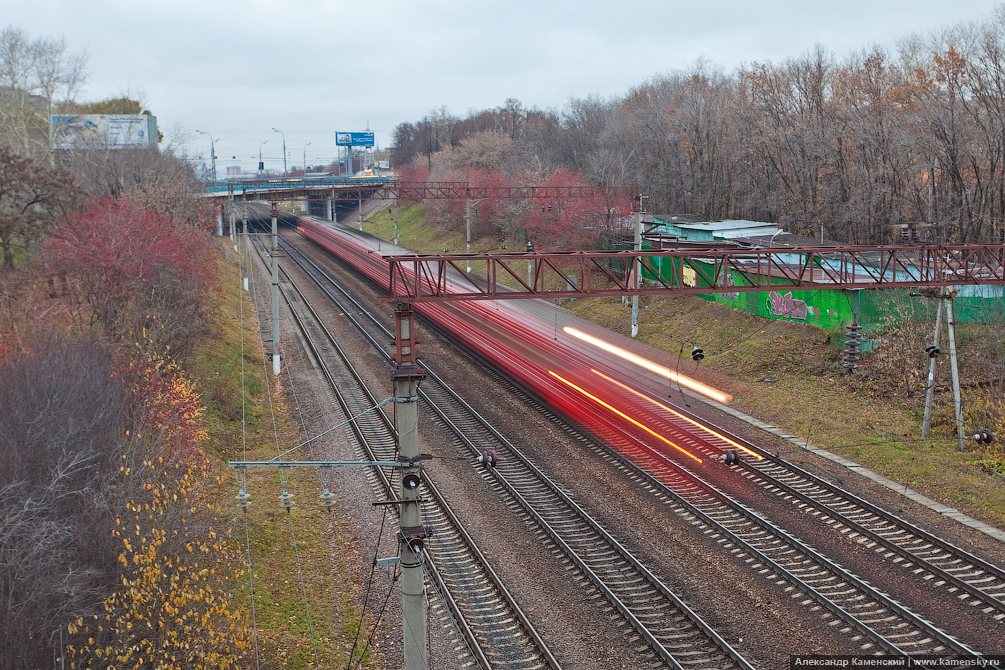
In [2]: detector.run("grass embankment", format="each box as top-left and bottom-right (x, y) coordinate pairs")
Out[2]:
(362, 205), (1005, 529)
(190, 247), (376, 669)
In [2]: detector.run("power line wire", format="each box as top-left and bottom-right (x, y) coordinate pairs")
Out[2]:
(239, 237), (262, 670)
(258, 247), (322, 668)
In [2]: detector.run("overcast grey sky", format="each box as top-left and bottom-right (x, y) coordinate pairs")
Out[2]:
(7, 0), (1004, 174)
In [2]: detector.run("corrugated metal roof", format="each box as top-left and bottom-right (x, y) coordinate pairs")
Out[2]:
(653, 219), (785, 240)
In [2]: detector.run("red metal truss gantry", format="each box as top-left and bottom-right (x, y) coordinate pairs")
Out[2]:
(386, 244), (1005, 302)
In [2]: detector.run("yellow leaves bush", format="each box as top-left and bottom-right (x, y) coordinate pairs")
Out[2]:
(66, 360), (250, 669)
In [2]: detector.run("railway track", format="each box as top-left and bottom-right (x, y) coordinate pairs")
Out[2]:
(598, 375), (1005, 643)
(256, 220), (1003, 663)
(742, 447), (1005, 618)
(488, 366), (995, 657)
(251, 234), (561, 670)
(276, 232), (757, 669)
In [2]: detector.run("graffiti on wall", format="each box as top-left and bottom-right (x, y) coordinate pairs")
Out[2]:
(682, 266), (697, 287)
(768, 291), (808, 320)
(717, 272), (739, 300)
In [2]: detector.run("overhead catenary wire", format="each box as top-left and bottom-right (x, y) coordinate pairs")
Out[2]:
(258, 259), (322, 669)
(257, 230), (400, 668)
(346, 507), (395, 670)
(350, 562), (400, 670)
(278, 245), (395, 668)
(239, 235), (262, 670)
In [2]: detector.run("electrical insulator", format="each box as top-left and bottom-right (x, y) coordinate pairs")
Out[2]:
(235, 489), (252, 509)
(843, 320), (862, 373)
(973, 430), (994, 445)
(691, 347), (705, 362)
(278, 490), (296, 510)
(319, 489), (337, 508)
(925, 345), (941, 359)
(723, 449), (740, 465)
(477, 450), (500, 467)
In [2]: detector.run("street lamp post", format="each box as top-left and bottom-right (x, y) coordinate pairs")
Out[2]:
(258, 140), (268, 173)
(272, 127), (287, 177)
(195, 130), (216, 181)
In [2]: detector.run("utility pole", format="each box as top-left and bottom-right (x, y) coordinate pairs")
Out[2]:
(945, 292), (966, 451)
(196, 130), (216, 181)
(919, 289), (966, 451)
(921, 297), (943, 437)
(271, 202), (281, 376)
(466, 198), (473, 273)
(631, 194), (648, 338)
(526, 240), (534, 287)
(242, 204), (249, 292)
(391, 304), (428, 670)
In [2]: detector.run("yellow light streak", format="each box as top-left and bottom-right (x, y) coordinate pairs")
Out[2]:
(548, 370), (702, 463)
(591, 369), (761, 459)
(563, 326), (733, 404)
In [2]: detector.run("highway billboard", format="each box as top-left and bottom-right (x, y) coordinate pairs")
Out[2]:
(51, 114), (158, 149)
(335, 131), (375, 147)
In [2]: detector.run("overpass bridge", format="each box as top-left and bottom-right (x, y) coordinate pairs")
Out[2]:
(205, 174), (640, 228)
(204, 175), (637, 205)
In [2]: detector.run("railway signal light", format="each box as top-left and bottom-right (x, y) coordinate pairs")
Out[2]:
(691, 347), (705, 362)
(402, 473), (422, 491)
(400, 528), (426, 556)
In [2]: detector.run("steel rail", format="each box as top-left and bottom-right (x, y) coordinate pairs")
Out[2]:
(283, 230), (755, 669)
(627, 378), (1005, 623)
(483, 369), (981, 657)
(417, 365), (756, 670)
(274, 235), (561, 670)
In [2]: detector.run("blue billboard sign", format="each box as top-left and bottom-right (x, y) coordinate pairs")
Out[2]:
(336, 132), (375, 147)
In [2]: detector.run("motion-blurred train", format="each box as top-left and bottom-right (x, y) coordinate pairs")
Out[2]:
(296, 216), (754, 466)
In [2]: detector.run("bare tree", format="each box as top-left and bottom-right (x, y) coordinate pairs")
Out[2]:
(0, 145), (78, 269)
(0, 26), (87, 157)
(0, 341), (124, 670)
